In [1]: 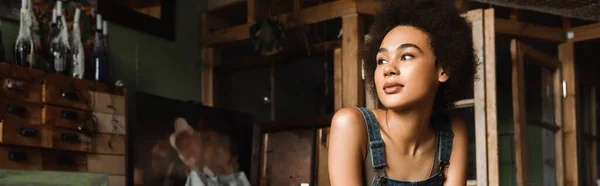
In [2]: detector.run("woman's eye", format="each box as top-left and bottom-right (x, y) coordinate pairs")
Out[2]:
(377, 59), (388, 65)
(401, 54), (414, 61)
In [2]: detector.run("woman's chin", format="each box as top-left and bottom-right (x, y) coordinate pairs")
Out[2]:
(380, 100), (410, 110)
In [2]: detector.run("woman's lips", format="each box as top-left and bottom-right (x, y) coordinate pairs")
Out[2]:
(383, 82), (404, 94)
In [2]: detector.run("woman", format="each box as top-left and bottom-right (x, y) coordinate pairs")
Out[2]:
(328, 0), (476, 185)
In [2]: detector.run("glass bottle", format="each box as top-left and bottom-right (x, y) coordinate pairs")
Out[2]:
(71, 8), (84, 79)
(50, 0), (70, 74)
(14, 0), (33, 67)
(91, 14), (108, 82)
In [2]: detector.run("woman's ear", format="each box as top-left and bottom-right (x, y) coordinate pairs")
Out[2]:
(438, 67), (449, 83)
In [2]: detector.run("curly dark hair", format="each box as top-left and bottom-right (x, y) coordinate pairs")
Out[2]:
(362, 0), (477, 112)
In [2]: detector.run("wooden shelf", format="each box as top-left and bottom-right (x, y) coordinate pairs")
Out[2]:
(261, 115), (333, 133)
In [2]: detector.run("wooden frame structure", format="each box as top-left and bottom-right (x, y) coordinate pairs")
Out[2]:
(199, 1), (599, 185)
(511, 39), (565, 186)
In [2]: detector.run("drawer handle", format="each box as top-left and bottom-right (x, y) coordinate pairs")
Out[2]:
(60, 110), (79, 120)
(60, 133), (80, 142)
(8, 151), (28, 162)
(56, 155), (75, 165)
(19, 127), (38, 137)
(6, 104), (27, 115)
(60, 89), (78, 100)
(3, 79), (26, 91)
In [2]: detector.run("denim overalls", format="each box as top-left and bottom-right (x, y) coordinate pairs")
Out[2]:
(356, 107), (454, 186)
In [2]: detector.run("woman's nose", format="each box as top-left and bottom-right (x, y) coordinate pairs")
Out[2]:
(383, 63), (399, 77)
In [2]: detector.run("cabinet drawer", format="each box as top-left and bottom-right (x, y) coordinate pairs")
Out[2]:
(51, 128), (91, 152)
(87, 154), (126, 175)
(43, 105), (90, 130)
(0, 145), (43, 170)
(42, 74), (91, 110)
(89, 91), (126, 116)
(0, 63), (44, 103)
(0, 99), (43, 125)
(95, 112), (126, 135)
(0, 77), (43, 103)
(42, 150), (87, 172)
(91, 134), (126, 155)
(0, 122), (50, 148)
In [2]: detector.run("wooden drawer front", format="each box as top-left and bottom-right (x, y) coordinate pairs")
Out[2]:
(109, 175), (126, 186)
(0, 145), (43, 170)
(52, 128), (91, 152)
(87, 154), (126, 175)
(42, 150), (87, 172)
(43, 74), (91, 110)
(0, 77), (43, 103)
(0, 122), (50, 148)
(91, 134), (126, 155)
(89, 91), (126, 115)
(0, 99), (42, 125)
(43, 105), (89, 130)
(95, 112), (126, 135)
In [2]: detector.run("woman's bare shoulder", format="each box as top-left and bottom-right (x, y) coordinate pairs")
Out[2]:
(330, 108), (371, 153)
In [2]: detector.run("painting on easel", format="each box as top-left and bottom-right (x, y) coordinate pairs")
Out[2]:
(130, 92), (257, 186)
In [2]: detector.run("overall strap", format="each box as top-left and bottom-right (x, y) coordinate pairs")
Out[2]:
(436, 113), (454, 173)
(355, 107), (387, 170)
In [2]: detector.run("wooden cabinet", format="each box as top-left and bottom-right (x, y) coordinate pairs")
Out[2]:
(0, 62), (128, 186)
(0, 145), (43, 170)
(0, 99), (43, 125)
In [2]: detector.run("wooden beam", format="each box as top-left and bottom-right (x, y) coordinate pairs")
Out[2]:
(341, 14), (365, 108)
(202, 0), (359, 46)
(559, 40), (579, 186)
(516, 42), (561, 69)
(568, 23), (600, 42)
(355, 1), (381, 15)
(215, 40), (341, 73)
(260, 115), (333, 132)
(454, 99), (474, 109)
(528, 119), (561, 132)
(484, 8), (500, 186)
(495, 18), (565, 43)
(201, 47), (219, 107)
(511, 39), (529, 186)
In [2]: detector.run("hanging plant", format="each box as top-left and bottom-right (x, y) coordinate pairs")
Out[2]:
(249, 18), (285, 56)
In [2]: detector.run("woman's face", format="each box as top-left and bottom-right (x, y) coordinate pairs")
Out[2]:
(374, 26), (448, 110)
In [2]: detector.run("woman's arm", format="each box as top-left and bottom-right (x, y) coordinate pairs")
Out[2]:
(444, 116), (468, 186)
(328, 108), (368, 186)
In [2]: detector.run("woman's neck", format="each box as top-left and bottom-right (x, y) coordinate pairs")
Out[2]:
(382, 104), (437, 156)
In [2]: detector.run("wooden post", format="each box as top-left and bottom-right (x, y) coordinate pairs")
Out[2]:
(201, 13), (209, 37)
(466, 9), (488, 186)
(293, 0), (301, 11)
(511, 39), (529, 186)
(484, 8), (499, 186)
(247, 0), (255, 23)
(542, 68), (557, 186)
(558, 36), (579, 185)
(317, 128), (330, 186)
(334, 48), (343, 111)
(589, 86), (598, 185)
(201, 47), (218, 107)
(341, 14), (365, 108)
(553, 61), (565, 186)
(559, 40), (579, 186)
